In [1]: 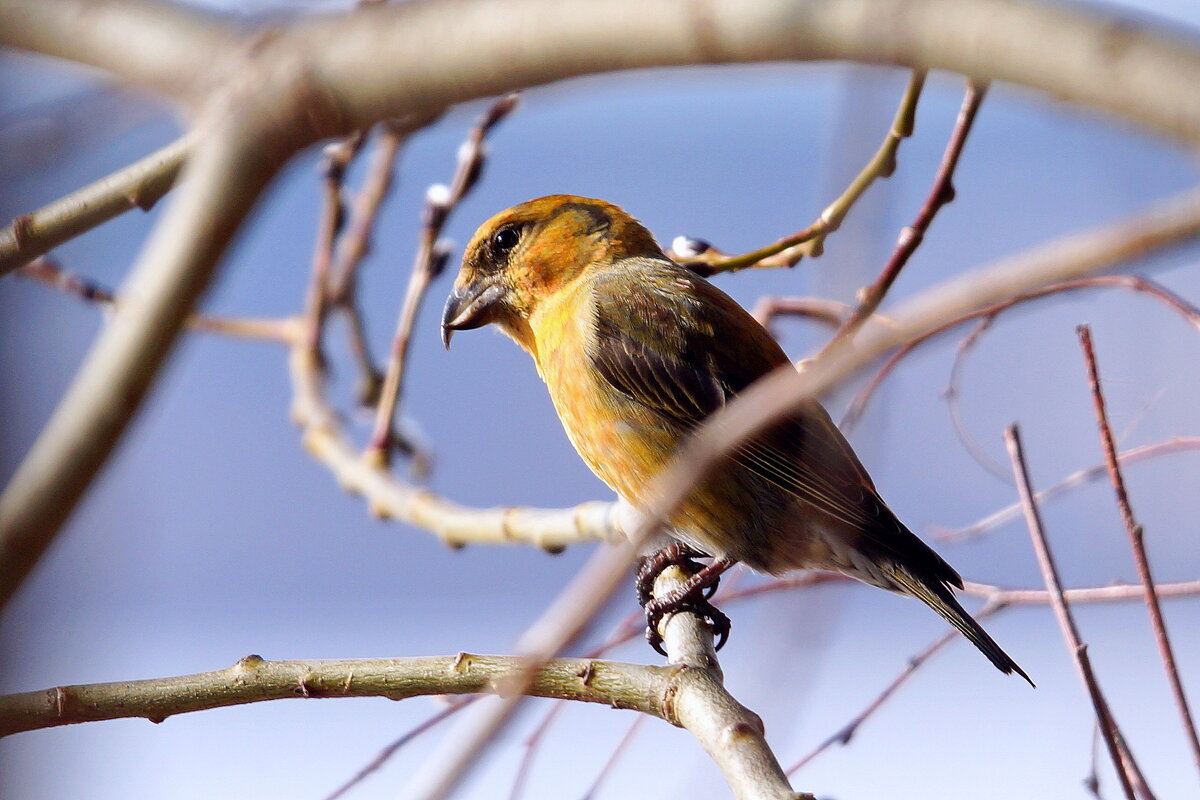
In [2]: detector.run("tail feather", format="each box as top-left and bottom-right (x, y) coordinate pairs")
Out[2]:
(891, 568), (1034, 686)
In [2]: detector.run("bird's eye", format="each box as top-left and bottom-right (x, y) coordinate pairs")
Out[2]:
(491, 225), (521, 254)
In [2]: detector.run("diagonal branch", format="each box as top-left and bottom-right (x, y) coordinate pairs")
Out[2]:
(0, 109), (285, 612)
(0, 133), (194, 276)
(365, 93), (519, 468)
(675, 70), (925, 275)
(816, 79), (987, 358)
(1078, 325), (1200, 780)
(1004, 425), (1149, 800)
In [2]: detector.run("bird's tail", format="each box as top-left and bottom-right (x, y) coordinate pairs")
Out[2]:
(891, 568), (1034, 686)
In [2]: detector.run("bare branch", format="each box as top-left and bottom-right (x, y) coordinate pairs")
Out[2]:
(0, 0), (234, 101)
(10, 0), (1200, 152)
(0, 109), (287, 611)
(787, 601), (1002, 774)
(841, 242), (1200, 432)
(0, 134), (194, 276)
(1078, 326), (1200, 779)
(1004, 425), (1147, 800)
(17, 257), (299, 344)
(290, 332), (624, 549)
(817, 79), (987, 357)
(675, 70), (925, 274)
(0, 653), (673, 738)
(366, 93), (518, 468)
(652, 565), (809, 800)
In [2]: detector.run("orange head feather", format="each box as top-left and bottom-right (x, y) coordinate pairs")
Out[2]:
(441, 195), (663, 348)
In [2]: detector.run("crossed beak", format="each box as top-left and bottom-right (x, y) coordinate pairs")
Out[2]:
(440, 281), (507, 349)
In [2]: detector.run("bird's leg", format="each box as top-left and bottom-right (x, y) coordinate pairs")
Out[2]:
(641, 556), (736, 655)
(635, 541), (707, 606)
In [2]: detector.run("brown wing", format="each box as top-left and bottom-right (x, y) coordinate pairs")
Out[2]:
(587, 262), (907, 546)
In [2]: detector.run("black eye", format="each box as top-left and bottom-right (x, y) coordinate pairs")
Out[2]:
(491, 225), (521, 254)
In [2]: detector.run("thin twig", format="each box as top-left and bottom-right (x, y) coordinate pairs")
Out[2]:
(326, 124), (408, 407)
(16, 257), (298, 344)
(841, 273), (1200, 432)
(507, 701), (570, 800)
(578, 714), (648, 800)
(751, 297), (854, 331)
(1004, 425), (1145, 800)
(786, 601), (1002, 775)
(303, 132), (366, 356)
(943, 316), (1013, 480)
(321, 698), (475, 800)
(672, 70), (926, 275)
(816, 79), (988, 359)
(1078, 325), (1200, 779)
(365, 93), (519, 468)
(1085, 721), (1104, 799)
(0, 112), (286, 611)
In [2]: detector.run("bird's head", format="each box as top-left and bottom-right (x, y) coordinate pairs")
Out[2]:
(441, 195), (663, 348)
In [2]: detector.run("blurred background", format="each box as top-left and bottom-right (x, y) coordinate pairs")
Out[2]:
(3, 1), (1200, 797)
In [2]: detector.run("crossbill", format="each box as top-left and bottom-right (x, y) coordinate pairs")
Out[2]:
(442, 194), (1029, 682)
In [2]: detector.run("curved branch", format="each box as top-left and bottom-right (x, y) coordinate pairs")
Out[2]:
(6, 0), (1200, 149)
(290, 339), (624, 551)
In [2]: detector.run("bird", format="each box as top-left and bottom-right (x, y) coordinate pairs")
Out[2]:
(442, 194), (1030, 683)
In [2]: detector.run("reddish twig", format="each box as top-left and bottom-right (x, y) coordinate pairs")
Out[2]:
(1078, 325), (1200, 779)
(321, 697), (476, 800)
(303, 132), (366, 355)
(365, 93), (519, 469)
(507, 700), (569, 800)
(937, 437), (1200, 543)
(841, 274), (1200, 432)
(17, 256), (298, 344)
(786, 599), (1002, 775)
(578, 714), (648, 800)
(816, 80), (988, 359)
(1085, 722), (1104, 799)
(1004, 425), (1147, 800)
(944, 316), (1013, 481)
(670, 71), (927, 276)
(751, 297), (854, 331)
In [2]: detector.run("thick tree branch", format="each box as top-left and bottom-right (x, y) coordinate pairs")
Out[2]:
(0, 107), (289, 610)
(5, 0), (1200, 149)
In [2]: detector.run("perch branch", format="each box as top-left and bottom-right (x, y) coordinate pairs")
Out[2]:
(0, 653), (673, 738)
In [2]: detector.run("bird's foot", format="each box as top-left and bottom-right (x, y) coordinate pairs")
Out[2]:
(635, 542), (708, 606)
(637, 550), (735, 656)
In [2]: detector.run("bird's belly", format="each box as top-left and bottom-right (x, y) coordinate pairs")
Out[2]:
(542, 366), (834, 571)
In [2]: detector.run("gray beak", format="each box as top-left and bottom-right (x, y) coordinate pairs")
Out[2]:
(441, 282), (506, 349)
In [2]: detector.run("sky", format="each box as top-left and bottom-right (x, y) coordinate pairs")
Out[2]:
(3, 1), (1200, 798)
